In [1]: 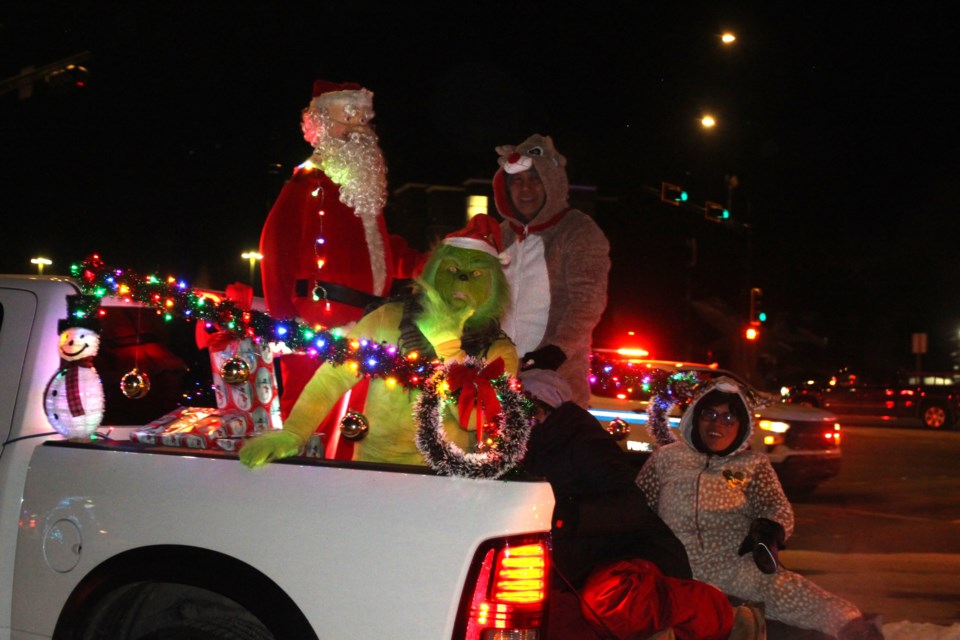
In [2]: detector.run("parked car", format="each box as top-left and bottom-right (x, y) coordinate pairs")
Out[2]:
(782, 367), (960, 429)
(588, 351), (843, 496)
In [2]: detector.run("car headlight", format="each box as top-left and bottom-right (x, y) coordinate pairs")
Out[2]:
(757, 419), (789, 433)
(757, 419), (789, 447)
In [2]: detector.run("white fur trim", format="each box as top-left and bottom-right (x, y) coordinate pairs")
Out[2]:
(504, 155), (533, 174)
(312, 88), (374, 110)
(443, 236), (499, 258)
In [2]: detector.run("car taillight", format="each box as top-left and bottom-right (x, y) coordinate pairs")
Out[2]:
(825, 423), (841, 445)
(455, 535), (550, 640)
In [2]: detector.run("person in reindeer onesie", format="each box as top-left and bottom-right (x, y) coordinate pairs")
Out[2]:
(492, 134), (610, 408)
(240, 214), (517, 468)
(259, 80), (422, 460)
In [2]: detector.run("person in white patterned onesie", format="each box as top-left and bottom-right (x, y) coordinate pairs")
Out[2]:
(636, 376), (884, 640)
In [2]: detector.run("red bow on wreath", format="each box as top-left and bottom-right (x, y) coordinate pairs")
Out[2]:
(446, 358), (505, 442)
(195, 282), (254, 352)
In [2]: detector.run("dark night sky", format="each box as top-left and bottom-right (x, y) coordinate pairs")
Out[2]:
(2, 2), (959, 376)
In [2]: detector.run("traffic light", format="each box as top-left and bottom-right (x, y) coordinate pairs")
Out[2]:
(704, 201), (730, 222)
(744, 326), (760, 341)
(660, 182), (688, 206)
(749, 287), (766, 324)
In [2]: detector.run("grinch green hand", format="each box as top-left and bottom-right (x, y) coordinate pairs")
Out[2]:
(239, 430), (305, 468)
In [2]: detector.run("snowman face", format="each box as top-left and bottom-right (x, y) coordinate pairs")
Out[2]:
(231, 382), (252, 411)
(58, 327), (101, 361)
(255, 368), (274, 404)
(251, 407), (270, 432)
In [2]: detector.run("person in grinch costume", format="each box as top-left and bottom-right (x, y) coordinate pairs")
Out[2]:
(241, 214), (516, 468)
(259, 80), (422, 460)
(492, 134), (610, 408)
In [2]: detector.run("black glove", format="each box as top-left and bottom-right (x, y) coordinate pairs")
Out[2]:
(737, 517), (785, 574)
(521, 345), (567, 371)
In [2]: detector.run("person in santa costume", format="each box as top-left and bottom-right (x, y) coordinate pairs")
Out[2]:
(259, 80), (422, 460)
(241, 214), (517, 468)
(492, 134), (610, 408)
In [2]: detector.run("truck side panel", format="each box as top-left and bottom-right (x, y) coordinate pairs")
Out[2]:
(13, 444), (554, 638)
(2, 278), (79, 640)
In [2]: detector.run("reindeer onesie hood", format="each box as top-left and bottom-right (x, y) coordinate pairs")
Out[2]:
(492, 134), (610, 407)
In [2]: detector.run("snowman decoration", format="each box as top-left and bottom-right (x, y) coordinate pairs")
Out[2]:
(44, 294), (105, 441)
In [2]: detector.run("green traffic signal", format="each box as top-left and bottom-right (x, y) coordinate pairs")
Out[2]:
(749, 287), (766, 324)
(704, 201), (730, 222)
(660, 182), (688, 205)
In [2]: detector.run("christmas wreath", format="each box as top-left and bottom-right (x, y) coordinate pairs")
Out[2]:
(414, 358), (534, 479)
(645, 369), (701, 446)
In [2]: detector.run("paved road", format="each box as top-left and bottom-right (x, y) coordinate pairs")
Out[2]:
(784, 424), (960, 626)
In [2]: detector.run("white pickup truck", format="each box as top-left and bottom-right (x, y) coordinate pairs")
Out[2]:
(0, 275), (557, 640)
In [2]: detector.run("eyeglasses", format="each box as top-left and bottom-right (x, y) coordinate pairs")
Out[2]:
(700, 409), (739, 425)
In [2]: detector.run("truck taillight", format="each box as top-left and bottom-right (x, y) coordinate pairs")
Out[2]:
(455, 535), (550, 640)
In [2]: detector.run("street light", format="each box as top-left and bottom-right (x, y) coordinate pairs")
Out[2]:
(30, 257), (52, 274)
(721, 32), (736, 45)
(241, 251), (262, 290)
(700, 114), (717, 129)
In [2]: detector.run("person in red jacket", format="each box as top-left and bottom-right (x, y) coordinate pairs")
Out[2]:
(259, 80), (422, 459)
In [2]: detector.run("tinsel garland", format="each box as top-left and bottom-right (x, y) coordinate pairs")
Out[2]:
(414, 359), (534, 479)
(70, 255), (440, 391)
(645, 369), (701, 446)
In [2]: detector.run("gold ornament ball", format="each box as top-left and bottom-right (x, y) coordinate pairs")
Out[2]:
(220, 358), (250, 385)
(339, 411), (369, 441)
(120, 369), (151, 399)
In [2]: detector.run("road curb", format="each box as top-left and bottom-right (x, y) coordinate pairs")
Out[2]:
(781, 551), (960, 627)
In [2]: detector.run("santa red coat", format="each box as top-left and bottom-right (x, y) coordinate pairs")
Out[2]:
(259, 163), (422, 459)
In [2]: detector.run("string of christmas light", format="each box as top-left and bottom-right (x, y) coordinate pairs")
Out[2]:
(70, 254), (441, 391)
(588, 352), (690, 400)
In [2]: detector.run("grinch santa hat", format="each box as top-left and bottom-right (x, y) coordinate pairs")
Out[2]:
(442, 214), (509, 264)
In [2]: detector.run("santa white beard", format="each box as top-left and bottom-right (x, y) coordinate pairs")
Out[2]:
(315, 130), (389, 294)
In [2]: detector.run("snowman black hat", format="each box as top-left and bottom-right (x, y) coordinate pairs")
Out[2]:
(57, 294), (102, 334)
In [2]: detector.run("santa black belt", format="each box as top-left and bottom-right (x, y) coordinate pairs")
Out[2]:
(295, 279), (384, 310)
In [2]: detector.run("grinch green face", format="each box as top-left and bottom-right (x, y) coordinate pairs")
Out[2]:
(434, 255), (494, 312)
(416, 244), (509, 334)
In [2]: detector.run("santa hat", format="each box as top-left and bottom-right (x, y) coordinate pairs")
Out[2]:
(442, 214), (509, 264)
(57, 294), (101, 334)
(309, 79), (373, 110)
